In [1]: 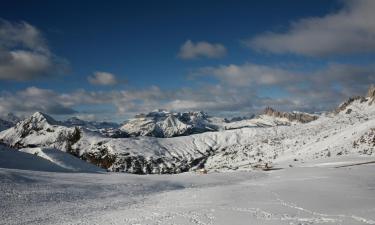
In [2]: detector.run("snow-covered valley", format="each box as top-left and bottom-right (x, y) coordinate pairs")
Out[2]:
(1, 156), (375, 225)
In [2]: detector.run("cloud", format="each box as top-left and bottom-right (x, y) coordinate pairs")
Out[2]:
(88, 71), (118, 85)
(246, 0), (375, 56)
(1, 62), (373, 119)
(178, 40), (227, 59)
(193, 63), (301, 87)
(0, 87), (76, 115)
(0, 19), (67, 81)
(192, 62), (375, 111)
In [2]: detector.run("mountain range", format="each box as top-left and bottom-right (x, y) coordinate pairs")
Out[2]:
(0, 85), (374, 174)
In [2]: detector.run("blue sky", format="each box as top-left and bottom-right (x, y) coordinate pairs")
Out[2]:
(0, 0), (374, 121)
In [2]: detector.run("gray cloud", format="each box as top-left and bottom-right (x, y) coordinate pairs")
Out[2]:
(88, 71), (118, 86)
(0, 87), (76, 115)
(193, 63), (302, 87)
(192, 62), (375, 111)
(0, 19), (68, 81)
(246, 0), (375, 56)
(1, 62), (373, 119)
(178, 40), (227, 59)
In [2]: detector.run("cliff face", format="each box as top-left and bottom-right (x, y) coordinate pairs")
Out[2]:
(262, 107), (318, 123)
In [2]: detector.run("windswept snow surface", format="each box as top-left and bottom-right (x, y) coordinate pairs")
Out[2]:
(1, 157), (375, 225)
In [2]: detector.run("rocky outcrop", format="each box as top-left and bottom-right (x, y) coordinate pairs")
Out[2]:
(335, 96), (366, 114)
(353, 128), (375, 155)
(262, 107), (318, 123)
(335, 85), (375, 113)
(367, 84), (375, 104)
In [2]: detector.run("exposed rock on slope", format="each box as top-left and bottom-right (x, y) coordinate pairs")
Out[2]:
(335, 85), (375, 114)
(262, 107), (318, 123)
(367, 84), (375, 104)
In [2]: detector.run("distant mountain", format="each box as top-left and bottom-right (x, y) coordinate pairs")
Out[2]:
(63, 117), (126, 138)
(261, 107), (319, 123)
(64, 117), (119, 130)
(1, 85), (374, 174)
(120, 109), (218, 138)
(0, 113), (20, 131)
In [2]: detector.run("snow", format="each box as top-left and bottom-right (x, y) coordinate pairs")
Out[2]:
(0, 145), (103, 172)
(1, 157), (374, 224)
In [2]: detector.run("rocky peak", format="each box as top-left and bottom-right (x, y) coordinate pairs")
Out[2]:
(27, 112), (59, 126)
(262, 107), (318, 123)
(121, 110), (216, 137)
(335, 85), (375, 113)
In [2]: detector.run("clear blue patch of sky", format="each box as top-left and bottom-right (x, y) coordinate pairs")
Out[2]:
(0, 0), (343, 96)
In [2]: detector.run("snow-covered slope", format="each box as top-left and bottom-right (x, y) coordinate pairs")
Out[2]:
(0, 145), (102, 172)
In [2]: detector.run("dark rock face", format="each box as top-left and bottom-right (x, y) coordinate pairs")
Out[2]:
(262, 107), (318, 123)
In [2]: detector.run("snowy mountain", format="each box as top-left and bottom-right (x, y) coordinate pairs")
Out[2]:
(0, 112), (81, 151)
(64, 117), (119, 130)
(63, 117), (126, 138)
(262, 107), (318, 123)
(1, 86), (374, 174)
(120, 109), (218, 138)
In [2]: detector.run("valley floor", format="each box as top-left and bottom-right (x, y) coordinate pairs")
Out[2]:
(1, 157), (375, 225)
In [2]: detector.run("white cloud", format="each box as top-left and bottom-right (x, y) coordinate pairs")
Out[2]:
(194, 63), (300, 87)
(1, 62), (373, 119)
(246, 0), (375, 56)
(0, 87), (76, 115)
(87, 71), (118, 85)
(0, 19), (67, 81)
(178, 40), (227, 59)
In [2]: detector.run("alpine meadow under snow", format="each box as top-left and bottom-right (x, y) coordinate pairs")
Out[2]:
(1, 1), (375, 224)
